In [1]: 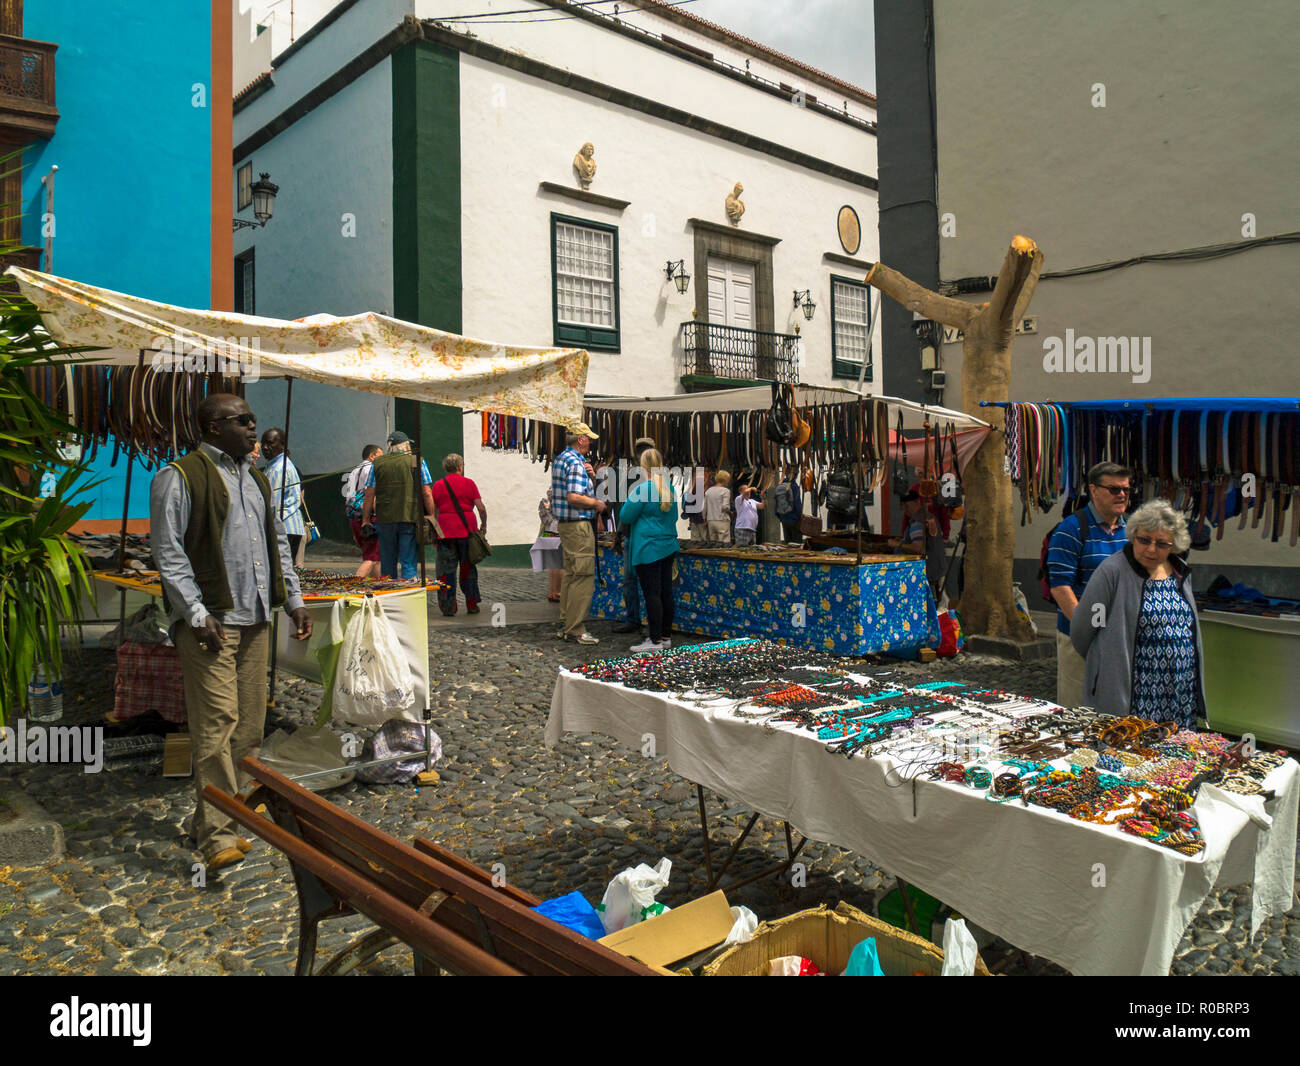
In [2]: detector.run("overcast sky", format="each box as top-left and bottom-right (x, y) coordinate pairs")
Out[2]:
(687, 0), (876, 92)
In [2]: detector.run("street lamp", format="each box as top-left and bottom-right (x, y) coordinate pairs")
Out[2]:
(665, 259), (691, 295)
(793, 289), (816, 321)
(233, 173), (280, 231)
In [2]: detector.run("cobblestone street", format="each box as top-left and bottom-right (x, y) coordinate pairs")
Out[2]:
(0, 567), (1296, 977)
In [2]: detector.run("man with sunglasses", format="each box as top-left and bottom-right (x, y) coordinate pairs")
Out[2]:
(150, 393), (311, 873)
(1046, 462), (1131, 707)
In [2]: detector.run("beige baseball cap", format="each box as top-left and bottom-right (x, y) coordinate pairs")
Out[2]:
(569, 422), (600, 439)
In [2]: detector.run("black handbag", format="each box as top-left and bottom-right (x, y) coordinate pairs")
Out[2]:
(765, 382), (795, 446)
(439, 476), (492, 565)
(892, 410), (911, 499)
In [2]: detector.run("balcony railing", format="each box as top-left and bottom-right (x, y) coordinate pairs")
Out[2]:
(0, 34), (56, 138)
(679, 320), (800, 384)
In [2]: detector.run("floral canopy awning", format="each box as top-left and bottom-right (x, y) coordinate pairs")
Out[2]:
(5, 267), (589, 424)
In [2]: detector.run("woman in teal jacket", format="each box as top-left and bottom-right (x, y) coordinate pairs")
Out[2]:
(618, 448), (680, 652)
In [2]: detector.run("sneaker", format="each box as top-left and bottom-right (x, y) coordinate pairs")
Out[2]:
(466, 604), (480, 615)
(556, 630), (567, 641)
(612, 622), (641, 634)
(630, 638), (662, 653)
(575, 632), (600, 645)
(656, 638), (672, 649)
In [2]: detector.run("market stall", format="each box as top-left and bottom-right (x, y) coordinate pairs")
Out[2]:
(589, 544), (938, 655)
(11, 265), (588, 770)
(989, 396), (1300, 743)
(546, 638), (1298, 976)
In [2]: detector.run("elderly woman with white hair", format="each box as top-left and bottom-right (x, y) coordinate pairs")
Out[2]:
(1071, 499), (1206, 726)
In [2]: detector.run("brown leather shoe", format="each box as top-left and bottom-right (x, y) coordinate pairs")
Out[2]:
(236, 837), (253, 854)
(206, 847), (245, 872)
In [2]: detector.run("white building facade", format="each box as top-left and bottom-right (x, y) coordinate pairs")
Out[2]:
(234, 0), (878, 559)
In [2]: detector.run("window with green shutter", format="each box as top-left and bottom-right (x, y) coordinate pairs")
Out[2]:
(551, 213), (620, 351)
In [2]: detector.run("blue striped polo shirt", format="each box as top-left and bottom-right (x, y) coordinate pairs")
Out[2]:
(1046, 502), (1127, 634)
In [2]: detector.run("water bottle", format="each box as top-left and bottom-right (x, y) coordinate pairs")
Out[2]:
(26, 666), (55, 722)
(47, 674), (64, 721)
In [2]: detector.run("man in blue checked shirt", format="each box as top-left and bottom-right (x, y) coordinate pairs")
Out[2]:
(551, 423), (609, 645)
(1047, 461), (1130, 707)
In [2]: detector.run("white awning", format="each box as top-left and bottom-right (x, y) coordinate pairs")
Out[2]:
(6, 267), (588, 424)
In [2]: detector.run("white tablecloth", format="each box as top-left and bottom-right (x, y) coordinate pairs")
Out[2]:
(546, 670), (1298, 976)
(530, 536), (564, 572)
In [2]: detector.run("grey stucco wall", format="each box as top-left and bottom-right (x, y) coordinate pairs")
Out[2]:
(932, 0), (1300, 577)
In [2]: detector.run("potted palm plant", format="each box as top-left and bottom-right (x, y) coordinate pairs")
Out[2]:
(0, 258), (97, 725)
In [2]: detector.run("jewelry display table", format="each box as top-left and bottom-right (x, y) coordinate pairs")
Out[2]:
(546, 658), (1298, 976)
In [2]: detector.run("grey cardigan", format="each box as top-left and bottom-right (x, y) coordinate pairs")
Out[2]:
(1069, 544), (1206, 718)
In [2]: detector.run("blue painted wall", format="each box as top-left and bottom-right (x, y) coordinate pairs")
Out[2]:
(21, 3), (214, 520)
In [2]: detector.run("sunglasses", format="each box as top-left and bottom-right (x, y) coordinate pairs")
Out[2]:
(1093, 483), (1131, 496)
(1133, 534), (1173, 551)
(213, 413), (257, 427)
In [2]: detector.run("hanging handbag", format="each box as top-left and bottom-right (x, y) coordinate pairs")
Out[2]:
(440, 476), (492, 565)
(917, 415), (939, 497)
(301, 496), (321, 544)
(765, 382), (795, 446)
(892, 410), (911, 499)
(940, 422), (964, 509)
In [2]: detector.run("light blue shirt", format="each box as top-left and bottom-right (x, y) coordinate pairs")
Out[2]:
(265, 454), (305, 535)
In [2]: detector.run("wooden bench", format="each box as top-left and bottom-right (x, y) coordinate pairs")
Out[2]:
(203, 757), (658, 976)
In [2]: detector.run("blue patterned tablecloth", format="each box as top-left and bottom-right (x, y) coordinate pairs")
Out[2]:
(591, 547), (938, 655)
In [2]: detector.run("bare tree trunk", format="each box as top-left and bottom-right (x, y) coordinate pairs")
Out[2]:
(866, 236), (1043, 640)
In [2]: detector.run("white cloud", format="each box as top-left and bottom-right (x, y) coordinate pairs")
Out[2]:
(686, 0), (876, 92)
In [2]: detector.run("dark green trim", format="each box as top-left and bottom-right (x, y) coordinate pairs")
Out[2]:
(538, 182), (630, 212)
(393, 39), (464, 553)
(681, 374), (773, 392)
(550, 212), (621, 352)
(479, 543), (535, 569)
(829, 273), (873, 382)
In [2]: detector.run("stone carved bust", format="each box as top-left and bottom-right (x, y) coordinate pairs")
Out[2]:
(573, 142), (597, 188)
(725, 182), (745, 225)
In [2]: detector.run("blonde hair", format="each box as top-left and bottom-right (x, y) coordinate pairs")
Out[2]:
(713, 469), (731, 486)
(640, 449), (673, 512)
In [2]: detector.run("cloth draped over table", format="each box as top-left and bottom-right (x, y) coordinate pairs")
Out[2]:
(6, 266), (589, 426)
(993, 398), (1300, 545)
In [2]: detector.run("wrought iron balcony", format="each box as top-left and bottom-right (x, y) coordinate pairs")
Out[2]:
(0, 34), (57, 138)
(679, 320), (799, 384)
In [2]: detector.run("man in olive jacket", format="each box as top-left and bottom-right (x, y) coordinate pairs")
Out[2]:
(150, 393), (312, 872)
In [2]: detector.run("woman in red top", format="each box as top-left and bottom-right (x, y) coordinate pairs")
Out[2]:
(432, 454), (488, 615)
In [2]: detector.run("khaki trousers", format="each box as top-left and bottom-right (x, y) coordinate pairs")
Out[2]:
(558, 521), (596, 637)
(706, 519), (731, 545)
(1056, 629), (1086, 709)
(689, 523), (707, 543)
(174, 621), (270, 860)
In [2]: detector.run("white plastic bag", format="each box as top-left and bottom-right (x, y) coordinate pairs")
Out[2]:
(597, 857), (672, 934)
(257, 726), (355, 792)
(333, 597), (415, 726)
(723, 905), (759, 946)
(941, 917), (979, 976)
(1011, 583), (1038, 637)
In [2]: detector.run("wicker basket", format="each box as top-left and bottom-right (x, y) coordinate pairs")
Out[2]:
(702, 901), (991, 976)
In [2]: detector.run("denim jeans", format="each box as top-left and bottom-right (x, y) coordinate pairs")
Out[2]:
(377, 522), (419, 579)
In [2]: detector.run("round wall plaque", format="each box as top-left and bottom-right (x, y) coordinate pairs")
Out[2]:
(837, 205), (861, 256)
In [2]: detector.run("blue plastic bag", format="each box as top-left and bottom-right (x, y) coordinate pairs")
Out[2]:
(844, 937), (887, 976)
(533, 891), (607, 940)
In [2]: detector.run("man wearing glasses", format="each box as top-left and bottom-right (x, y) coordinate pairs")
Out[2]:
(150, 393), (312, 873)
(1046, 462), (1131, 707)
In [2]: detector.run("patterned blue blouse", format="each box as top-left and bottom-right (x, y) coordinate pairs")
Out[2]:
(1131, 577), (1199, 727)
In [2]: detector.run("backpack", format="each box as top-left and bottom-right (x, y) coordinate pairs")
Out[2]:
(765, 382), (795, 446)
(825, 468), (856, 512)
(1037, 501), (1087, 606)
(343, 460), (371, 519)
(773, 480), (794, 518)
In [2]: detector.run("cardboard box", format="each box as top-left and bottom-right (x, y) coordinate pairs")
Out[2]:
(598, 890), (735, 971)
(702, 901), (991, 976)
